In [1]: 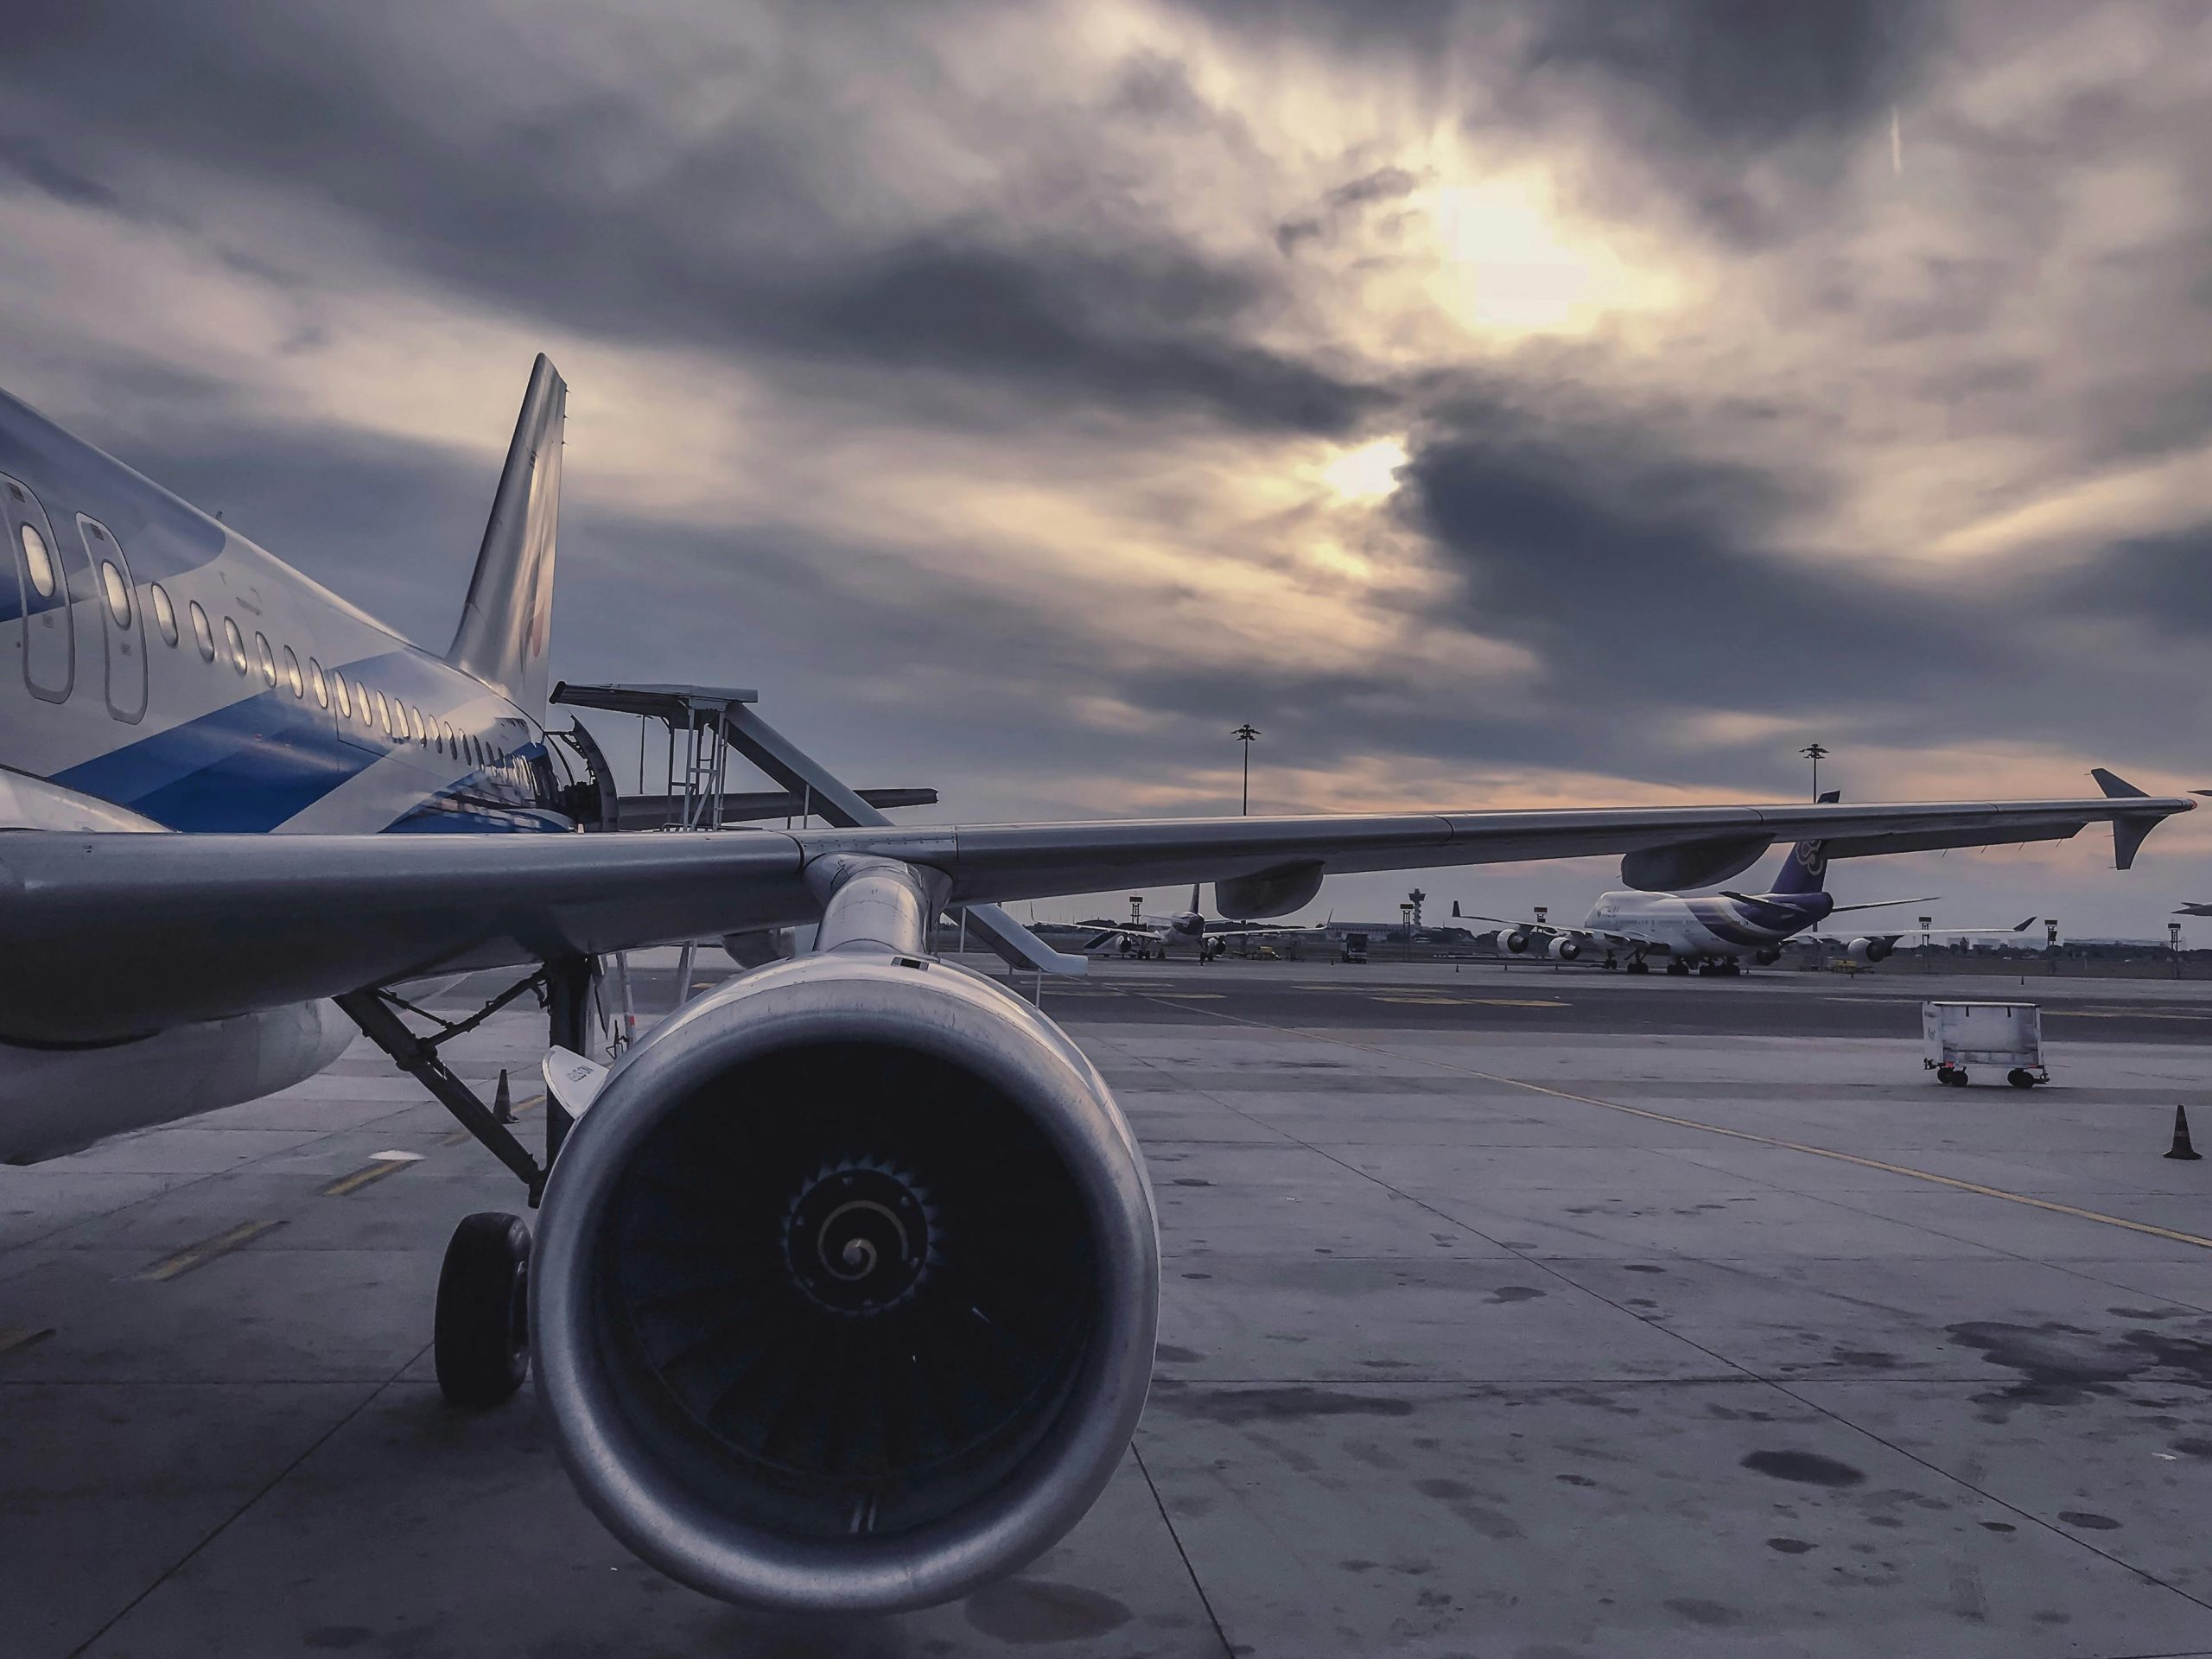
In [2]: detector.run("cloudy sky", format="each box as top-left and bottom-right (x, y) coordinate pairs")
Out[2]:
(2, 0), (2208, 934)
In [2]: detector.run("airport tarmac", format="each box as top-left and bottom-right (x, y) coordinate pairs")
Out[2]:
(6, 963), (2212, 1656)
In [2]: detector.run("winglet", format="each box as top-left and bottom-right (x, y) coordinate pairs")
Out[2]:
(2094, 768), (2163, 869)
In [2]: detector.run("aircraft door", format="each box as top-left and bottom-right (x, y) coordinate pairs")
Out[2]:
(4, 475), (76, 703)
(79, 517), (148, 723)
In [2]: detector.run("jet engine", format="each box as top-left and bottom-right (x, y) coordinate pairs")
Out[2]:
(1504, 929), (1534, 954)
(1547, 936), (1581, 962)
(1752, 948), (1782, 966)
(1845, 937), (1893, 963)
(531, 952), (1160, 1614)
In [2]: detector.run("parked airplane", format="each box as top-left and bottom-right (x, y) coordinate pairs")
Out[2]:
(1463, 810), (2043, 974)
(1078, 885), (1303, 959)
(0, 355), (2190, 1618)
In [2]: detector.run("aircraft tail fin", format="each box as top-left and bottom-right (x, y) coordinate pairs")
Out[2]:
(448, 354), (566, 717)
(1766, 786), (1842, 897)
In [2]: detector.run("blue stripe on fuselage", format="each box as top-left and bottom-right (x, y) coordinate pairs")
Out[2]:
(55, 682), (372, 831)
(54, 647), (566, 834)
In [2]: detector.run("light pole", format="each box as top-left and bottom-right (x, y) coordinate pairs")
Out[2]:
(1231, 723), (1261, 815)
(1800, 742), (1829, 801)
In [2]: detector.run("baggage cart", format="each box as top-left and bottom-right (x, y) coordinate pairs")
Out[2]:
(1923, 1001), (2045, 1089)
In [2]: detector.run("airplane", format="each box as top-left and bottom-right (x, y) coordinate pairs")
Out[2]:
(2176, 902), (2212, 918)
(1460, 805), (2046, 975)
(1077, 885), (1306, 959)
(0, 354), (2192, 1618)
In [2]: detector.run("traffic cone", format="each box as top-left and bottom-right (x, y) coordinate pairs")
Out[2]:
(493, 1069), (513, 1125)
(2164, 1104), (2201, 1161)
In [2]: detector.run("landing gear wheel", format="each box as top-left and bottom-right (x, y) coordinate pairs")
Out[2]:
(435, 1211), (531, 1408)
(1665, 959), (1690, 977)
(1624, 958), (1649, 976)
(2006, 1068), (2039, 1090)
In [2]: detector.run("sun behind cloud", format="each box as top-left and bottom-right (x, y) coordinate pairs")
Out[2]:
(1320, 435), (1408, 501)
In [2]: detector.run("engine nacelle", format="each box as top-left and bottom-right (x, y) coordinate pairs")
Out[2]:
(532, 953), (1160, 1613)
(1846, 937), (1893, 963)
(1752, 948), (1782, 966)
(1504, 929), (1534, 954)
(1547, 936), (1580, 962)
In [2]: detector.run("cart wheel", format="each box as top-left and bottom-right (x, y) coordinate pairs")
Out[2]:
(1938, 1065), (1968, 1088)
(2006, 1068), (2036, 1090)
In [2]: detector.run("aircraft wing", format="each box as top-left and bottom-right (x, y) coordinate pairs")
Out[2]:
(0, 788), (2188, 1042)
(1819, 895), (1942, 917)
(1077, 923), (1166, 946)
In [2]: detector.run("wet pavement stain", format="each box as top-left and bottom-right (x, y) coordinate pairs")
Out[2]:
(1766, 1537), (1815, 1554)
(1665, 1598), (1744, 1627)
(964, 1579), (1134, 1644)
(1150, 1381), (1417, 1422)
(2057, 1510), (2123, 1530)
(1486, 1286), (1546, 1305)
(1947, 1319), (2212, 1420)
(1154, 1344), (1203, 1363)
(1740, 1450), (1867, 1488)
(1413, 1478), (1522, 1540)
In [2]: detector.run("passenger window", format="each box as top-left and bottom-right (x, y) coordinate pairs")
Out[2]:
(253, 632), (276, 685)
(20, 524), (54, 599)
(330, 668), (351, 718)
(410, 705), (425, 743)
(188, 600), (215, 661)
(438, 721), (452, 753)
(149, 583), (178, 645)
(283, 645), (303, 697)
(99, 561), (131, 629)
(224, 616), (247, 673)
(308, 658), (328, 708)
(374, 690), (391, 735)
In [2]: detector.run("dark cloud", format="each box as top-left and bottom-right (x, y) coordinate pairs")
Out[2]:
(798, 240), (1383, 435)
(0, 130), (118, 210)
(1523, 0), (1936, 147)
(0, 0), (1374, 435)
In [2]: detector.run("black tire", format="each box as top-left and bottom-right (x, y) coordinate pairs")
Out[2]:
(435, 1211), (531, 1408)
(2007, 1069), (2036, 1090)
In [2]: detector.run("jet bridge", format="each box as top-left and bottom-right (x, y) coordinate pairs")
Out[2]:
(550, 680), (1085, 979)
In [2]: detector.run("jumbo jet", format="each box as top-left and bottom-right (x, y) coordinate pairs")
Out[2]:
(1465, 800), (2046, 975)
(1079, 885), (1301, 959)
(0, 355), (2190, 1618)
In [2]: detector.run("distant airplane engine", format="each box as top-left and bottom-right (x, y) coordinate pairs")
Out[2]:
(1846, 937), (1893, 963)
(1504, 929), (1534, 954)
(1547, 937), (1580, 961)
(531, 954), (1159, 1614)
